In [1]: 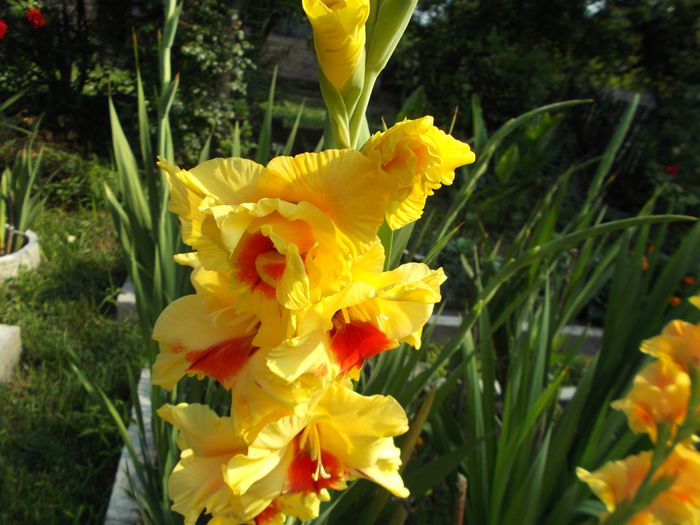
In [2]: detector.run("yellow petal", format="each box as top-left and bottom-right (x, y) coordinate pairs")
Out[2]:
(157, 403), (244, 456)
(225, 416), (308, 495)
(302, 0), (369, 90)
(231, 348), (328, 440)
(152, 294), (259, 390)
(362, 116), (476, 229)
(314, 383), (410, 497)
(157, 403), (274, 525)
(266, 332), (335, 384)
(266, 150), (385, 248)
(641, 319), (700, 372)
(611, 358), (690, 442)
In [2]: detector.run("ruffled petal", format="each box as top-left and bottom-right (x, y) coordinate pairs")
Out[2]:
(362, 116), (475, 229)
(152, 294), (259, 390)
(266, 150), (385, 247)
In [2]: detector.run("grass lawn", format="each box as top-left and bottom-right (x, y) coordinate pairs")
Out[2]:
(0, 207), (142, 524)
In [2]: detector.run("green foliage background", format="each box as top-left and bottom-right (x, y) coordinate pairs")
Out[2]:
(384, 0), (700, 216)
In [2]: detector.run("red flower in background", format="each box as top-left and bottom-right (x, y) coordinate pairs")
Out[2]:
(665, 165), (679, 175)
(0, 19), (7, 39)
(26, 9), (45, 29)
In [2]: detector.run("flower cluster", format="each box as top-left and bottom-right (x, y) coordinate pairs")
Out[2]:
(577, 297), (700, 523)
(154, 117), (475, 524)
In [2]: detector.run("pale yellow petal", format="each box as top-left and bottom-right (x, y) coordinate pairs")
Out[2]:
(157, 403), (244, 456)
(265, 332), (335, 384)
(315, 384), (410, 497)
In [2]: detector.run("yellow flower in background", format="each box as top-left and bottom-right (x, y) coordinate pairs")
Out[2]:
(577, 445), (700, 524)
(611, 358), (690, 442)
(690, 295), (700, 310)
(224, 381), (410, 505)
(362, 116), (476, 229)
(160, 151), (386, 314)
(302, 0), (369, 90)
(267, 241), (446, 382)
(642, 319), (700, 373)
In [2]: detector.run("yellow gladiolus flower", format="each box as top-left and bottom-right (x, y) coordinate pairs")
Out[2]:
(156, 403), (269, 525)
(160, 150), (385, 315)
(642, 319), (700, 373)
(152, 292), (261, 391)
(362, 116), (476, 229)
(153, 293), (330, 435)
(158, 403), (327, 525)
(224, 381), (410, 504)
(611, 358), (690, 442)
(266, 240), (446, 383)
(577, 445), (700, 524)
(302, 0), (369, 90)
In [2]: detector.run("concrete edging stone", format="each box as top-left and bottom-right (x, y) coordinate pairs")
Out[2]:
(0, 229), (41, 281)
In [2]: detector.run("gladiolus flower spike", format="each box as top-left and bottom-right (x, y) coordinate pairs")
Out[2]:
(578, 299), (700, 524)
(153, 119), (474, 523)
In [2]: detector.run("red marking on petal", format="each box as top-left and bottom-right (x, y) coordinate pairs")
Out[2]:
(233, 231), (275, 293)
(330, 319), (396, 373)
(287, 445), (345, 494)
(185, 335), (256, 387)
(286, 437), (346, 493)
(255, 501), (281, 525)
(264, 262), (286, 282)
(255, 251), (287, 288)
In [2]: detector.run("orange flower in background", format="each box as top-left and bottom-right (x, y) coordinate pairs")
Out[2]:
(577, 445), (700, 524)
(642, 319), (700, 373)
(683, 276), (696, 285)
(26, 9), (45, 28)
(611, 358), (690, 442)
(669, 296), (681, 307)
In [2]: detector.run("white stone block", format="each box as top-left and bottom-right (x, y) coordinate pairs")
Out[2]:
(0, 229), (41, 281)
(0, 324), (21, 383)
(116, 277), (138, 322)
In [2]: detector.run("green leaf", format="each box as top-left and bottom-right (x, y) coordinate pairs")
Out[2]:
(282, 99), (305, 156)
(494, 142), (519, 183)
(256, 66), (278, 164)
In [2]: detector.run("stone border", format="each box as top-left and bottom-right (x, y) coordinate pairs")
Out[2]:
(429, 312), (603, 356)
(0, 324), (21, 383)
(104, 366), (154, 525)
(0, 229), (41, 281)
(428, 312), (602, 402)
(105, 278), (150, 524)
(116, 277), (138, 322)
